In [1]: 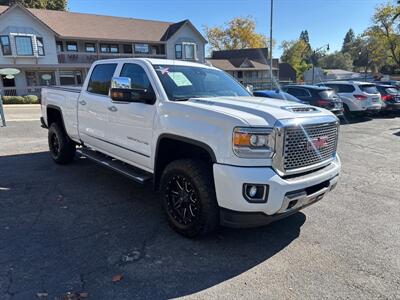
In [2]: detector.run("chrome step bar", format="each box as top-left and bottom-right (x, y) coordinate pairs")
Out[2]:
(77, 148), (153, 184)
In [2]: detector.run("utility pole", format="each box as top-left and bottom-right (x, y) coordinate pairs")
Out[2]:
(269, 0), (274, 89)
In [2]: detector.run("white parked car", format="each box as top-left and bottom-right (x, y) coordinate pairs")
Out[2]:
(40, 58), (341, 237)
(317, 81), (382, 117)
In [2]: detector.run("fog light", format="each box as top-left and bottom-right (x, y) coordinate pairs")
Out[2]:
(243, 184), (269, 203)
(249, 186), (258, 197)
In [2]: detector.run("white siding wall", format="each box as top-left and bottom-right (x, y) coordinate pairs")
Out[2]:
(0, 6), (58, 65)
(166, 23), (206, 63)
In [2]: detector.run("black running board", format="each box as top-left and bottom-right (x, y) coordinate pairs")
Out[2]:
(77, 148), (153, 184)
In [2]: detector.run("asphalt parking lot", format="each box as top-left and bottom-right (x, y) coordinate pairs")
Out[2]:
(0, 105), (399, 300)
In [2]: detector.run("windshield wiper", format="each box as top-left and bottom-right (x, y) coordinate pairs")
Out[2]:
(174, 97), (190, 101)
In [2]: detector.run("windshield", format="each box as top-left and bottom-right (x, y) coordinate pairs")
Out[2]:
(153, 64), (250, 101)
(359, 84), (378, 94)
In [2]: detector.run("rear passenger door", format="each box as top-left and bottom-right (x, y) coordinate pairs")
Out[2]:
(78, 63), (117, 150)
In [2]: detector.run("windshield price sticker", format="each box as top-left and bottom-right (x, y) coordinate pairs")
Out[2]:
(167, 72), (193, 87)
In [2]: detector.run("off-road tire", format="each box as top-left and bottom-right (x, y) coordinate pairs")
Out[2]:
(160, 159), (219, 238)
(48, 122), (76, 164)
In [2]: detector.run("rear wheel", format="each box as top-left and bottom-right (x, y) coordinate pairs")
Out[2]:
(48, 122), (76, 164)
(160, 159), (219, 238)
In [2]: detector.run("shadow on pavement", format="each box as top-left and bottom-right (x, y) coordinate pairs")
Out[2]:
(0, 151), (305, 300)
(339, 115), (372, 125)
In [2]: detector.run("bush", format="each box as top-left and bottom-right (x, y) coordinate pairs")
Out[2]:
(1, 95), (39, 104)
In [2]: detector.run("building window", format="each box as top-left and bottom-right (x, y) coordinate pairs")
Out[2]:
(110, 44), (119, 53)
(134, 43), (149, 54)
(0, 35), (11, 56)
(175, 44), (182, 59)
(85, 43), (96, 53)
(100, 44), (119, 53)
(56, 41), (63, 52)
(36, 37), (45, 56)
(183, 43), (196, 60)
(123, 44), (132, 54)
(15, 36), (33, 56)
(60, 70), (82, 86)
(66, 42), (78, 52)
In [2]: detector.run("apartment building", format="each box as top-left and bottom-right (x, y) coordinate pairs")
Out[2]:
(0, 4), (207, 96)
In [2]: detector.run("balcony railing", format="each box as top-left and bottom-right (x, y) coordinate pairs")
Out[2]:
(57, 52), (167, 64)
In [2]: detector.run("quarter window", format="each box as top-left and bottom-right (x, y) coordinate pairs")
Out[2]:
(87, 63), (117, 95)
(0, 35), (11, 56)
(15, 36), (33, 56)
(66, 42), (78, 52)
(36, 37), (45, 56)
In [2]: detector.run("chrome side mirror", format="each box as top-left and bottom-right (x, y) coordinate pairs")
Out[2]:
(111, 77), (131, 89)
(246, 84), (254, 93)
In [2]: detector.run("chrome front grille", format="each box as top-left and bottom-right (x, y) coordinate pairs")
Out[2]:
(283, 122), (338, 172)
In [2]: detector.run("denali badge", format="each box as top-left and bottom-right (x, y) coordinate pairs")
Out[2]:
(307, 137), (328, 151)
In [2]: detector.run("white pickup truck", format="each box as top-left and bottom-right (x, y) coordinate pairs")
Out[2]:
(41, 58), (341, 237)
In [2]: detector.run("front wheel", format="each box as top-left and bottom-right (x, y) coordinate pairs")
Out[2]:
(160, 159), (219, 238)
(48, 122), (76, 164)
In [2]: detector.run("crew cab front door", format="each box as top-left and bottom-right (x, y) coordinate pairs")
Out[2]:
(106, 62), (157, 171)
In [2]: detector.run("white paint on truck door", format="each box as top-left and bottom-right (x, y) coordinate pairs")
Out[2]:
(78, 63), (118, 150)
(106, 62), (156, 170)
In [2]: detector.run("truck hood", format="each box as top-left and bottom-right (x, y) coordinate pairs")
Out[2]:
(180, 96), (335, 127)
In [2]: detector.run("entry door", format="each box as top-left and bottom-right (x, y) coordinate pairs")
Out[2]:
(78, 63), (117, 150)
(106, 62), (157, 171)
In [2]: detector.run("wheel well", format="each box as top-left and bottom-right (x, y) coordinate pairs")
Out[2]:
(154, 137), (215, 190)
(47, 106), (63, 127)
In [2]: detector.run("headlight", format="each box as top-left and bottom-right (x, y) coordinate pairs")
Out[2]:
(233, 127), (275, 158)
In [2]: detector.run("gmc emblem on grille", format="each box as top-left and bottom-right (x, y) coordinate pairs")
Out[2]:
(307, 137), (328, 151)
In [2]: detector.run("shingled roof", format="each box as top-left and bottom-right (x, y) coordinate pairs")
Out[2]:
(0, 4), (206, 43)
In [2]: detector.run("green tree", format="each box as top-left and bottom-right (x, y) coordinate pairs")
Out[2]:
(204, 17), (269, 51)
(0, 0), (67, 10)
(364, 2), (400, 68)
(280, 39), (311, 80)
(318, 51), (354, 70)
(341, 28), (355, 54)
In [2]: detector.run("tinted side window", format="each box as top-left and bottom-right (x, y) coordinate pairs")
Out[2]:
(87, 63), (117, 95)
(287, 88), (310, 97)
(120, 63), (154, 91)
(337, 84), (355, 93)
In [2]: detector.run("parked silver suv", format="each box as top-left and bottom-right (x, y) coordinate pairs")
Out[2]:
(317, 81), (382, 117)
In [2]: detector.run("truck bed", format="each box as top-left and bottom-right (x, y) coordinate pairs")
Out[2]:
(41, 86), (82, 141)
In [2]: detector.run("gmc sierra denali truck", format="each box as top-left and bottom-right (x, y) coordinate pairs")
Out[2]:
(41, 58), (341, 237)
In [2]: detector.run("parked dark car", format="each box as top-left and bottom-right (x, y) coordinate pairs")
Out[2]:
(375, 84), (400, 112)
(373, 80), (400, 90)
(281, 85), (343, 116)
(253, 90), (305, 103)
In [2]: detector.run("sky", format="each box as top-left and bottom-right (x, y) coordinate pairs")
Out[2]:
(68, 0), (387, 57)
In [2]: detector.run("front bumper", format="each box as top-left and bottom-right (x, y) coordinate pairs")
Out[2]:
(213, 155), (341, 227)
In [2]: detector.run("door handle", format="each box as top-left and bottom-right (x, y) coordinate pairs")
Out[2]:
(108, 106), (118, 112)
(79, 100), (87, 106)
